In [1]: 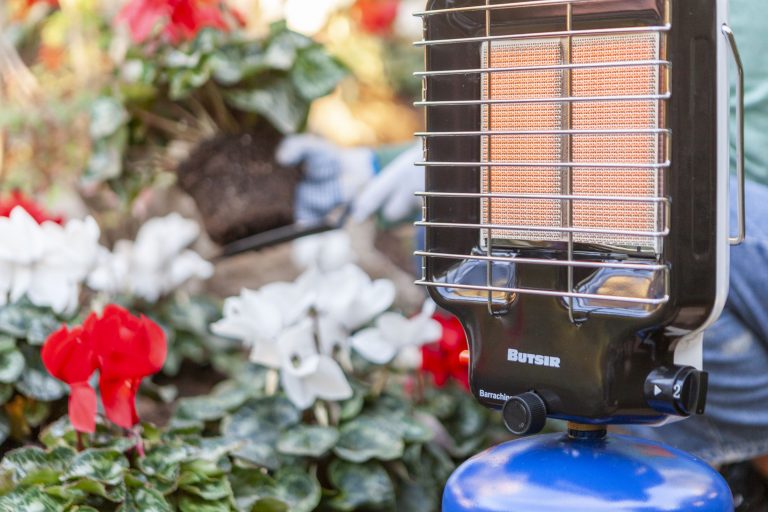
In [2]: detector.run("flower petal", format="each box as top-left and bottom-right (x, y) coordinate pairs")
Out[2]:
(280, 371), (314, 410)
(99, 377), (140, 429)
(350, 327), (398, 365)
(42, 325), (97, 383)
(302, 356), (353, 402)
(68, 383), (97, 434)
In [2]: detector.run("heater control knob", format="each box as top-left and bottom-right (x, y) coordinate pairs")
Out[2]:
(502, 392), (548, 436)
(645, 366), (709, 417)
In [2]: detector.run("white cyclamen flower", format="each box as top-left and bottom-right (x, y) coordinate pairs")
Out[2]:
(0, 207), (101, 314)
(301, 264), (396, 356)
(210, 281), (314, 367)
(292, 230), (354, 273)
(88, 213), (213, 302)
(275, 319), (353, 410)
(351, 300), (442, 366)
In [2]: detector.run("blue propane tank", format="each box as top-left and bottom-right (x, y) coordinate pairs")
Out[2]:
(442, 429), (733, 512)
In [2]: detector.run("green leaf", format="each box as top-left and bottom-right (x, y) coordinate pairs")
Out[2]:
(0, 412), (9, 446)
(277, 426), (338, 458)
(0, 349), (24, 383)
(0, 446), (74, 486)
(263, 28), (312, 70)
(16, 347), (66, 401)
(177, 494), (232, 512)
(16, 366), (66, 401)
(138, 444), (189, 487)
(63, 449), (129, 486)
(222, 397), (300, 440)
(169, 66), (212, 100)
(179, 474), (233, 501)
(82, 137), (125, 183)
(118, 487), (172, 512)
(334, 417), (404, 463)
(327, 460), (395, 511)
(224, 79), (309, 134)
(227, 467), (319, 512)
(89, 97), (129, 139)
(26, 313), (60, 345)
(223, 396), (301, 470)
(0, 303), (58, 341)
(291, 46), (346, 101)
(250, 498), (289, 512)
(0, 486), (67, 511)
(67, 478), (127, 502)
(175, 385), (249, 422)
(0, 336), (15, 352)
(0, 384), (13, 406)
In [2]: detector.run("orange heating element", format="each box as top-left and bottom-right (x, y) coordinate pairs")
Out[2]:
(481, 33), (664, 252)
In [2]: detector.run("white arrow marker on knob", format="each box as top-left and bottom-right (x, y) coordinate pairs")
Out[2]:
(654, 385), (662, 397)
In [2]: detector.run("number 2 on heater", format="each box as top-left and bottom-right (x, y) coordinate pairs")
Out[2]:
(673, 384), (682, 400)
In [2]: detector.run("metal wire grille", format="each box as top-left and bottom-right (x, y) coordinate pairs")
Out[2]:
(416, 0), (671, 308)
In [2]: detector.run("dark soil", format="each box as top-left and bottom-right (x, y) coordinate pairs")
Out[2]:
(177, 125), (301, 245)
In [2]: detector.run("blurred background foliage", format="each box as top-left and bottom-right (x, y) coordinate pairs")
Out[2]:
(0, 0), (421, 213)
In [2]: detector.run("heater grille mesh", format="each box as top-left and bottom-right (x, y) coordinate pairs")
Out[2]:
(415, 0), (672, 307)
(481, 33), (663, 251)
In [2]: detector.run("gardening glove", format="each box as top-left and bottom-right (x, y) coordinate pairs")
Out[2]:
(351, 142), (423, 224)
(277, 135), (378, 223)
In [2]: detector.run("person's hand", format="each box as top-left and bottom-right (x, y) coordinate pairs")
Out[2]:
(351, 143), (423, 223)
(276, 135), (377, 223)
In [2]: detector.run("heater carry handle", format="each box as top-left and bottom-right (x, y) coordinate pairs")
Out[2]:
(723, 24), (746, 246)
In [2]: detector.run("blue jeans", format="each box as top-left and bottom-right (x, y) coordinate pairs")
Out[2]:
(628, 180), (768, 465)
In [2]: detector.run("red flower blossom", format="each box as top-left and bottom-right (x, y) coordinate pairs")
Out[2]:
(42, 305), (167, 432)
(421, 313), (469, 389)
(91, 305), (167, 429)
(354, 0), (399, 35)
(42, 325), (99, 433)
(117, 0), (232, 44)
(0, 191), (63, 225)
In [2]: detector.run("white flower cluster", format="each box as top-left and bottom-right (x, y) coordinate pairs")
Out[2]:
(0, 205), (214, 314)
(88, 213), (214, 303)
(0, 207), (101, 315)
(211, 231), (442, 410)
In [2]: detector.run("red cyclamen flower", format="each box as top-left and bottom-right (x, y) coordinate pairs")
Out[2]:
(0, 191), (63, 225)
(91, 305), (167, 429)
(42, 305), (167, 432)
(421, 313), (469, 389)
(42, 326), (99, 433)
(354, 0), (399, 35)
(116, 0), (231, 44)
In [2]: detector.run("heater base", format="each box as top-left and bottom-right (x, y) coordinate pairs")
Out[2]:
(442, 433), (733, 512)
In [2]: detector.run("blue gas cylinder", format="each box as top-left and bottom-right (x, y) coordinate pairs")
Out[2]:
(443, 433), (733, 512)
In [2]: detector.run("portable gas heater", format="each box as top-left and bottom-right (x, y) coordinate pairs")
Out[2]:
(415, 0), (745, 433)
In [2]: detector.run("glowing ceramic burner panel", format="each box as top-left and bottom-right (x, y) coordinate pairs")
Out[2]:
(481, 32), (664, 252)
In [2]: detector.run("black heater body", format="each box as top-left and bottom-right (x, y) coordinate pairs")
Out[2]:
(417, 0), (741, 427)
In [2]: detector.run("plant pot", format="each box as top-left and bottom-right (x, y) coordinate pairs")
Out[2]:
(177, 125), (300, 245)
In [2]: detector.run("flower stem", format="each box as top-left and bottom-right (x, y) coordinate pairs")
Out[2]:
(134, 429), (146, 458)
(265, 370), (279, 396)
(76, 432), (85, 452)
(313, 401), (330, 427)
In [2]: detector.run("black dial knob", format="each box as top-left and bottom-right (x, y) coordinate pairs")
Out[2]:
(645, 366), (709, 417)
(502, 392), (548, 436)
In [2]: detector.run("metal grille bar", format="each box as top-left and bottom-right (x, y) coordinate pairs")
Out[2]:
(415, 281), (670, 305)
(415, 0), (619, 17)
(415, 251), (666, 271)
(415, 60), (671, 77)
(416, 93), (671, 107)
(418, 161), (670, 169)
(415, 25), (671, 47)
(416, 191), (669, 203)
(416, 128), (671, 137)
(416, 221), (669, 238)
